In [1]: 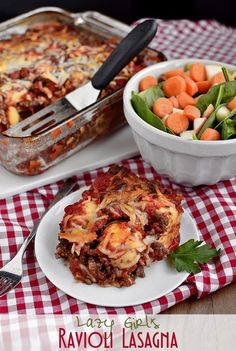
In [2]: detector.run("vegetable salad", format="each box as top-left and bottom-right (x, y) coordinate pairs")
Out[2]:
(131, 62), (236, 141)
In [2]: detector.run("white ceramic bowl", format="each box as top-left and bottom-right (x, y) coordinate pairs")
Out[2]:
(123, 58), (236, 186)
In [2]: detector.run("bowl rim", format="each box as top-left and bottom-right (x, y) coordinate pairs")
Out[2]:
(123, 58), (236, 148)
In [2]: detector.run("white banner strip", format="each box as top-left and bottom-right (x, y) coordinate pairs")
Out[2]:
(0, 314), (235, 351)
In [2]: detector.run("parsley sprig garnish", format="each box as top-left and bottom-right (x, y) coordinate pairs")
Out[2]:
(169, 239), (220, 274)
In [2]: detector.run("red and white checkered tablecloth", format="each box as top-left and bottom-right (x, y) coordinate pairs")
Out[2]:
(0, 19), (236, 315)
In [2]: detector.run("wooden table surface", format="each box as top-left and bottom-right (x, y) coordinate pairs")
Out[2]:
(163, 282), (236, 314)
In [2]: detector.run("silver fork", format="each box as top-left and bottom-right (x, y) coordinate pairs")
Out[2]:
(0, 177), (77, 297)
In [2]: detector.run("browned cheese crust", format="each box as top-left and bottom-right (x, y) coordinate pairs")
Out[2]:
(0, 21), (159, 132)
(56, 166), (183, 287)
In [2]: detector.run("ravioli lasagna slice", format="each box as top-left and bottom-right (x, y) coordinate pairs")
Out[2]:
(55, 166), (183, 287)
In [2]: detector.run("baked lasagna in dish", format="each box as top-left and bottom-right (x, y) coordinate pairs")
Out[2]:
(56, 166), (183, 287)
(0, 18), (165, 175)
(0, 20), (159, 132)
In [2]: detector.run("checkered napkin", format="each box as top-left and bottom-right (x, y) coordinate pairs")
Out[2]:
(149, 18), (236, 63)
(0, 19), (236, 314)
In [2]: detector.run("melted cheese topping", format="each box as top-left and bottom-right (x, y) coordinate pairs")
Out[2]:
(0, 22), (114, 129)
(157, 205), (180, 248)
(60, 230), (96, 243)
(59, 199), (99, 242)
(97, 189), (149, 226)
(98, 222), (146, 269)
(58, 166), (183, 273)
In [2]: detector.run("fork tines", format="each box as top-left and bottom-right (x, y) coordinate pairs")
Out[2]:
(0, 275), (15, 296)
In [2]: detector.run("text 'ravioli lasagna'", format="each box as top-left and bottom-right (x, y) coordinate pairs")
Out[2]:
(55, 166), (183, 287)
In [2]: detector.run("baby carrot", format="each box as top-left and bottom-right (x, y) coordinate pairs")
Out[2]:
(153, 97), (173, 118)
(164, 68), (184, 78)
(196, 80), (211, 93)
(139, 75), (158, 91)
(165, 112), (189, 134)
(211, 68), (234, 85)
(182, 75), (198, 96)
(200, 128), (221, 141)
(163, 76), (186, 97)
(177, 91), (195, 109)
(211, 72), (225, 86)
(189, 63), (207, 82)
(227, 96), (236, 111)
(168, 96), (179, 108)
(184, 105), (201, 121)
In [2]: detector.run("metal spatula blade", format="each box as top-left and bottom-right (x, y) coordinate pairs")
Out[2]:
(66, 81), (99, 112)
(5, 20), (157, 137)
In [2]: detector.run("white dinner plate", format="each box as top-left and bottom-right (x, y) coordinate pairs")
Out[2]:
(35, 187), (199, 307)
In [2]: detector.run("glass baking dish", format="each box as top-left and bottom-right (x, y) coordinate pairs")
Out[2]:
(0, 7), (167, 175)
